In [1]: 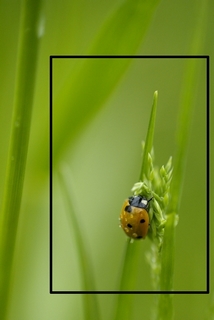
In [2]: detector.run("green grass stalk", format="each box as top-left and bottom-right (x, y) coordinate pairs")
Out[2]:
(156, 1), (208, 318)
(58, 166), (100, 320)
(0, 1), (41, 318)
(113, 92), (158, 320)
(40, 0), (161, 172)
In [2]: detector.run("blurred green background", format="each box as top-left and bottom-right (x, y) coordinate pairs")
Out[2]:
(0, 0), (213, 319)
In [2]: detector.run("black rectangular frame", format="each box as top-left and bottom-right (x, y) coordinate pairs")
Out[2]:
(50, 55), (210, 294)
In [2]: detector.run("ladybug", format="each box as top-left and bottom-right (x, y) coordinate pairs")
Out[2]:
(120, 195), (152, 240)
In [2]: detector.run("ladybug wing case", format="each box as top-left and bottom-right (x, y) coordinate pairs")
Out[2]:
(120, 200), (149, 239)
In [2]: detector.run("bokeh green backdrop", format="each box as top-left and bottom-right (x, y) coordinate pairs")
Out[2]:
(0, 0), (213, 319)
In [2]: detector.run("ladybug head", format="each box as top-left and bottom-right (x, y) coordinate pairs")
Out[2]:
(128, 195), (153, 209)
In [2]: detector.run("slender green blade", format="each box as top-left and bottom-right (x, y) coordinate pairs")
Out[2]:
(156, 1), (208, 319)
(140, 90), (158, 180)
(58, 167), (100, 320)
(41, 0), (160, 170)
(114, 92), (158, 320)
(0, 0), (41, 319)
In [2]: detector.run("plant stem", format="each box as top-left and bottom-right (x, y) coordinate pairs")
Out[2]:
(140, 91), (158, 180)
(156, 1), (208, 318)
(0, 0), (41, 318)
(114, 240), (141, 320)
(114, 92), (158, 319)
(58, 166), (100, 320)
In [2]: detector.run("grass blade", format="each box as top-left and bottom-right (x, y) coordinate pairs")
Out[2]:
(43, 0), (161, 170)
(114, 92), (158, 320)
(0, 0), (41, 319)
(58, 166), (100, 320)
(156, 1), (208, 318)
(140, 90), (158, 180)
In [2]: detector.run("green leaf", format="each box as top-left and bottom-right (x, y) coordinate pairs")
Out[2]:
(89, 0), (160, 55)
(48, 0), (161, 169)
(0, 1), (41, 319)
(58, 166), (100, 320)
(114, 92), (158, 320)
(139, 90), (158, 180)
(156, 0), (208, 319)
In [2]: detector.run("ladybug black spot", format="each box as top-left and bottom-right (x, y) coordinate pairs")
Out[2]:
(136, 236), (142, 239)
(140, 219), (145, 223)
(127, 223), (132, 228)
(125, 205), (132, 213)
